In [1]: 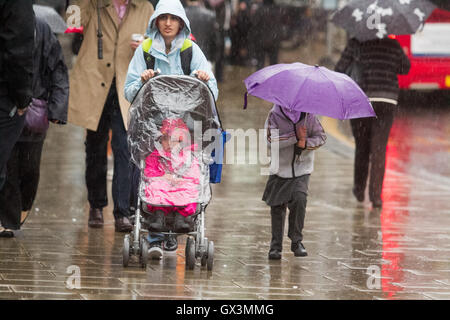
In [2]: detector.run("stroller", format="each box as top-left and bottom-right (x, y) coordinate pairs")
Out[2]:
(123, 74), (223, 271)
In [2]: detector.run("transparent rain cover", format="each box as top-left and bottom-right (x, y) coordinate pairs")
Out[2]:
(128, 75), (221, 207)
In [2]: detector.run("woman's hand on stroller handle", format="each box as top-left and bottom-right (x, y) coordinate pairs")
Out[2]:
(193, 70), (210, 82)
(140, 68), (161, 83)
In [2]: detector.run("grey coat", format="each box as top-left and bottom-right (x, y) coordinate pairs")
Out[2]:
(265, 105), (327, 178)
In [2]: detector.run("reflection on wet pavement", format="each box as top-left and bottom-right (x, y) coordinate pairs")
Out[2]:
(1, 65), (450, 300)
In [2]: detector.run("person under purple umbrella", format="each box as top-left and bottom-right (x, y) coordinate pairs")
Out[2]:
(244, 62), (375, 258)
(262, 106), (327, 259)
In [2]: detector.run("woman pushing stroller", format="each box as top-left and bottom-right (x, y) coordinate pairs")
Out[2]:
(124, 0), (219, 259)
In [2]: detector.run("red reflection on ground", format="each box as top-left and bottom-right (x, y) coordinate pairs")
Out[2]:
(380, 117), (412, 298)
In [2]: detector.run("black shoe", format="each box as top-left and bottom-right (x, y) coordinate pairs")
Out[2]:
(88, 207), (104, 228)
(173, 213), (191, 233)
(352, 188), (364, 202)
(148, 210), (165, 232)
(0, 227), (14, 238)
(268, 249), (281, 260)
(372, 199), (382, 208)
(291, 242), (308, 257)
(163, 235), (178, 251)
(115, 216), (133, 233)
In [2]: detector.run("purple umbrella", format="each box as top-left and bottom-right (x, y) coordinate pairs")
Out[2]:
(244, 62), (375, 121)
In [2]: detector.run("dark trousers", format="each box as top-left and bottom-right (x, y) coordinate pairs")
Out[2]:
(255, 45), (279, 70)
(0, 140), (44, 230)
(270, 192), (307, 252)
(215, 30), (225, 82)
(0, 100), (25, 191)
(85, 81), (131, 219)
(350, 102), (394, 203)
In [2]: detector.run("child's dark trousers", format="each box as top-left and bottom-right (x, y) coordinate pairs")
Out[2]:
(270, 191), (307, 252)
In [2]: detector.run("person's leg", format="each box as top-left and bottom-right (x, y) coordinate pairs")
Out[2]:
(268, 45), (279, 66)
(215, 29), (225, 82)
(147, 232), (164, 260)
(110, 87), (132, 232)
(19, 140), (45, 211)
(173, 204), (196, 233)
(0, 104), (25, 191)
(368, 103), (394, 207)
(0, 144), (22, 233)
(16, 140), (45, 226)
(269, 204), (286, 259)
(287, 192), (308, 256)
(129, 162), (141, 213)
(85, 92), (112, 227)
(350, 117), (372, 201)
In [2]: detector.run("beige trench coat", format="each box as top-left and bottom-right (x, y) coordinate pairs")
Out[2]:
(68, 0), (153, 131)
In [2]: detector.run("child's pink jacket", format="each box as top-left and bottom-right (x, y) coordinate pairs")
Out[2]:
(143, 145), (200, 209)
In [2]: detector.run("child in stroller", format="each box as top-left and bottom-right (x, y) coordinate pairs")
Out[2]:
(143, 117), (199, 234)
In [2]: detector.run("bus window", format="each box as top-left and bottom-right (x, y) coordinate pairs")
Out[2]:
(397, 8), (450, 91)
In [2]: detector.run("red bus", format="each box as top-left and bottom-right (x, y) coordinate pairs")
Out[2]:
(396, 8), (450, 91)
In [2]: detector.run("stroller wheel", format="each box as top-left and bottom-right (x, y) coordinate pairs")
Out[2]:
(201, 252), (207, 267)
(140, 239), (149, 268)
(201, 241), (208, 267)
(185, 237), (196, 270)
(123, 235), (130, 267)
(207, 241), (214, 271)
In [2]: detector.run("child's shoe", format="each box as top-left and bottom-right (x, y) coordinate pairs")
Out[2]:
(268, 249), (281, 260)
(163, 235), (178, 251)
(173, 213), (191, 233)
(148, 210), (165, 232)
(291, 242), (307, 257)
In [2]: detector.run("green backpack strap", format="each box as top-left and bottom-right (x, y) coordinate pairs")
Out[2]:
(180, 39), (193, 76)
(142, 38), (193, 76)
(142, 38), (155, 71)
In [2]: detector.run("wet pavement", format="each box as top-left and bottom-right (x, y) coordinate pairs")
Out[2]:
(1, 46), (450, 300)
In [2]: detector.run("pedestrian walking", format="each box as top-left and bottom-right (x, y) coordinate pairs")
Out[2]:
(262, 107), (327, 259)
(245, 62), (375, 259)
(67, 0), (154, 232)
(229, 0), (251, 65)
(0, 0), (34, 237)
(248, 0), (283, 70)
(335, 38), (411, 208)
(124, 0), (218, 259)
(185, 0), (217, 63)
(204, 0), (232, 82)
(0, 18), (69, 238)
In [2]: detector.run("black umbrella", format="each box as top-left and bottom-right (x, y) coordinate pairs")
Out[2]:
(330, 0), (436, 41)
(33, 4), (67, 34)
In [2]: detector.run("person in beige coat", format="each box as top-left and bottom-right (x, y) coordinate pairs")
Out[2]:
(68, 0), (154, 232)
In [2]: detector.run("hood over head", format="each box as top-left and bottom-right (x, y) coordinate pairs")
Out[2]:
(146, 0), (191, 40)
